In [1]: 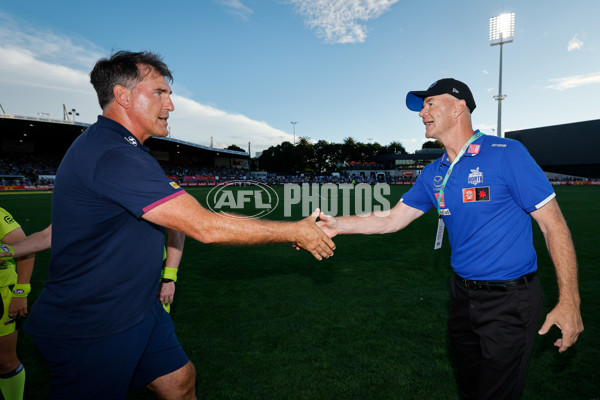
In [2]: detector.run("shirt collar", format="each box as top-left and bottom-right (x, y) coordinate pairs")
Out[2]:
(440, 130), (483, 167)
(96, 115), (150, 152)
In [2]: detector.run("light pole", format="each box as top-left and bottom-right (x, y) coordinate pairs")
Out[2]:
(68, 108), (80, 122)
(489, 12), (515, 138)
(290, 121), (298, 145)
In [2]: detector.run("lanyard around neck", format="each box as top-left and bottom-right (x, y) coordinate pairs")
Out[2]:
(436, 131), (483, 215)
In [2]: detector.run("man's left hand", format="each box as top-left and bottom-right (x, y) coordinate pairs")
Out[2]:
(159, 281), (176, 305)
(538, 301), (584, 353)
(9, 297), (28, 319)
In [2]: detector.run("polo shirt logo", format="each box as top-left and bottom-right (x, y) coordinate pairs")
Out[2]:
(463, 186), (490, 203)
(468, 167), (483, 185)
(124, 136), (137, 146)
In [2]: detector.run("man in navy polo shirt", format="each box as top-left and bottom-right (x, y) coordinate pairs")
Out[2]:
(23, 51), (335, 400)
(318, 78), (583, 399)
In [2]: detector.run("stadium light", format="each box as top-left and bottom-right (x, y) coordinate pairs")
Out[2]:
(489, 12), (515, 137)
(68, 108), (80, 122)
(290, 121), (298, 145)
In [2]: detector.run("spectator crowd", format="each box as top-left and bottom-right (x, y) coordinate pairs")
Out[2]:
(0, 153), (594, 187)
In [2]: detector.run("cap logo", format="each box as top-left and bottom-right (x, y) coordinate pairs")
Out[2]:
(453, 88), (459, 94)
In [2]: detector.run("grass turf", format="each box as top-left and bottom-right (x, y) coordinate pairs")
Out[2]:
(1, 185), (598, 399)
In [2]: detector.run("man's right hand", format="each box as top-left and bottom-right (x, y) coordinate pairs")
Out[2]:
(294, 209), (336, 260)
(316, 211), (340, 238)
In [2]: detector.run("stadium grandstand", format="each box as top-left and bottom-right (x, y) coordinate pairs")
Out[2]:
(506, 119), (600, 180)
(0, 113), (250, 189)
(2, 111), (598, 190)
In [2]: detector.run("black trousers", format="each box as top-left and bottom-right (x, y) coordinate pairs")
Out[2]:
(447, 274), (543, 400)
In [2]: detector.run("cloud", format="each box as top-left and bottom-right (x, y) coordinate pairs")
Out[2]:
(0, 12), (290, 154)
(290, 0), (399, 44)
(168, 96), (293, 152)
(0, 47), (91, 93)
(567, 35), (583, 51)
(546, 72), (600, 91)
(0, 11), (103, 71)
(0, 45), (101, 120)
(214, 0), (254, 20)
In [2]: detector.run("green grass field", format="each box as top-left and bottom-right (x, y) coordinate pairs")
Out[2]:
(1, 185), (599, 399)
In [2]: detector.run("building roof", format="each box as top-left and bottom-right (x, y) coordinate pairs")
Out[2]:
(506, 119), (600, 178)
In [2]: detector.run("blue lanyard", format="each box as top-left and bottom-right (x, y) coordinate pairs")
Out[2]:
(436, 131), (483, 215)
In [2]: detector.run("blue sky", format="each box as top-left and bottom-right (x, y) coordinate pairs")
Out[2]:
(0, 0), (598, 156)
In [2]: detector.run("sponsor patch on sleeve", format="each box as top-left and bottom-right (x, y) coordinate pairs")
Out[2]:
(462, 186), (490, 202)
(169, 182), (180, 189)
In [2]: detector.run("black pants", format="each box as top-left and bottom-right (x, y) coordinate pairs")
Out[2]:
(448, 274), (543, 400)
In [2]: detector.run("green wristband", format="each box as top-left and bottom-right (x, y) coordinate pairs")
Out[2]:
(12, 283), (31, 298)
(162, 267), (178, 282)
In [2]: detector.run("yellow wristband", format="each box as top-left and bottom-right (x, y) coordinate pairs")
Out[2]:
(162, 267), (178, 282)
(12, 283), (31, 298)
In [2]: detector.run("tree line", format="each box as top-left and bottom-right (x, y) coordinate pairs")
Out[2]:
(255, 137), (408, 174)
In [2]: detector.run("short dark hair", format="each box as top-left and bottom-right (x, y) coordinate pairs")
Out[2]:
(89, 50), (173, 110)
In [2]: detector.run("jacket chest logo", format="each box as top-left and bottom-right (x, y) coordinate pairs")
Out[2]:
(467, 167), (483, 186)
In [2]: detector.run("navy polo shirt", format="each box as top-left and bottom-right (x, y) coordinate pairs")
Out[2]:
(401, 133), (555, 281)
(25, 116), (185, 338)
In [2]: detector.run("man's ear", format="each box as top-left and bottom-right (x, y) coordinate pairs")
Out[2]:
(113, 85), (131, 108)
(454, 99), (467, 118)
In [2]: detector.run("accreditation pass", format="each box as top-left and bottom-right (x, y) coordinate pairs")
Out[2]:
(434, 217), (445, 250)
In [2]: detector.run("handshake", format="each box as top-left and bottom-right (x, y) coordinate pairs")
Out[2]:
(0, 212), (342, 263)
(293, 209), (340, 260)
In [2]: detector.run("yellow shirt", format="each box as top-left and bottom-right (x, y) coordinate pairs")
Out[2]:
(0, 207), (20, 287)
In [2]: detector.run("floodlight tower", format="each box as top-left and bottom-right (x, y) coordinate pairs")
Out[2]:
(68, 108), (80, 122)
(489, 12), (515, 137)
(290, 121), (298, 145)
